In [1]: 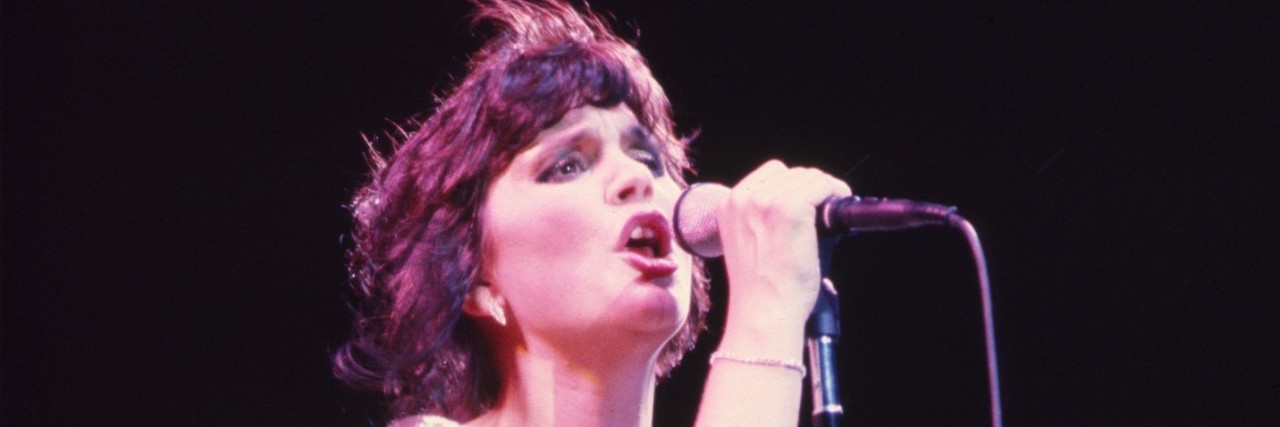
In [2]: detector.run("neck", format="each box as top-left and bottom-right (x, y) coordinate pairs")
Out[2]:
(472, 337), (660, 427)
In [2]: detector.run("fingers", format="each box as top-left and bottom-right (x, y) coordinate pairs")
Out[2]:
(730, 159), (853, 219)
(788, 166), (853, 208)
(734, 159), (789, 195)
(715, 160), (850, 323)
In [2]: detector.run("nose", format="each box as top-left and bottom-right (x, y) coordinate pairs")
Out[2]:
(605, 152), (655, 205)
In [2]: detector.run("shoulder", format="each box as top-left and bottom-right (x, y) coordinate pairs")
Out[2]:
(388, 414), (461, 427)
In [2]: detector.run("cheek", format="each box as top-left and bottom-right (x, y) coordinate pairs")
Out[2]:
(655, 178), (682, 205)
(508, 196), (594, 255)
(483, 189), (600, 285)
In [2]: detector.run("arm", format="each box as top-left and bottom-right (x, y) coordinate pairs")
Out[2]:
(695, 160), (852, 427)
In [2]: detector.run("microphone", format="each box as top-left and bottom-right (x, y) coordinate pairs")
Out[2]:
(673, 183), (959, 258)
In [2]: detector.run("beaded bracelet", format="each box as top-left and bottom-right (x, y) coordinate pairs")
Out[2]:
(709, 352), (807, 377)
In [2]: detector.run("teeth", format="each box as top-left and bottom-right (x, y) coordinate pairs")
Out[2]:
(629, 225), (657, 240)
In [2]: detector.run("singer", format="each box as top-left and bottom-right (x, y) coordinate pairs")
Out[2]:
(334, 1), (851, 426)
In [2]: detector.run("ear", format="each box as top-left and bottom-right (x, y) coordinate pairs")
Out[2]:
(463, 284), (507, 326)
(462, 284), (494, 317)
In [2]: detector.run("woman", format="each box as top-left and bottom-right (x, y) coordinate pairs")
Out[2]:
(334, 1), (852, 425)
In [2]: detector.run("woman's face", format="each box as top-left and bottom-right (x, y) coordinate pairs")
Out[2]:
(481, 104), (693, 353)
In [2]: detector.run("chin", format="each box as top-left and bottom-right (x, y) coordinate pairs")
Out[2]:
(608, 279), (688, 337)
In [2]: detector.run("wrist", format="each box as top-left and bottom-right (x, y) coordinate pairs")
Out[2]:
(717, 302), (807, 361)
(723, 273), (818, 319)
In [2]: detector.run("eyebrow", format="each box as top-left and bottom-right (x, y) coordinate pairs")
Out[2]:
(624, 124), (657, 149)
(538, 122), (654, 151)
(535, 128), (591, 159)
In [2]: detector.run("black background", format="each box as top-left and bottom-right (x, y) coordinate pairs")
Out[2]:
(4, 0), (1278, 425)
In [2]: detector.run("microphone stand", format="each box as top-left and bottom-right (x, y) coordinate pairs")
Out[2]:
(806, 234), (844, 427)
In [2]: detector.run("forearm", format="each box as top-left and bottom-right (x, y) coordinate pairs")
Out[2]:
(693, 160), (851, 426)
(695, 295), (809, 427)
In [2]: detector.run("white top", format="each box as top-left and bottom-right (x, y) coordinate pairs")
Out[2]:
(388, 415), (460, 427)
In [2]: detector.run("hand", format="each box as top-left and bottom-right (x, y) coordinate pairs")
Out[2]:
(717, 160), (853, 338)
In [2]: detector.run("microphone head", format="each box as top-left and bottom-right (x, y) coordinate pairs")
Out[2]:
(673, 183), (731, 258)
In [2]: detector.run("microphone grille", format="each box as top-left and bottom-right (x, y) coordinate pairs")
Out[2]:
(674, 183), (731, 258)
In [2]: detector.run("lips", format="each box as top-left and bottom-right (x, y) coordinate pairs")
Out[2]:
(618, 211), (678, 278)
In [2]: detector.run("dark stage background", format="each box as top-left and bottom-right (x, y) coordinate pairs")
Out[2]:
(4, 1), (1278, 425)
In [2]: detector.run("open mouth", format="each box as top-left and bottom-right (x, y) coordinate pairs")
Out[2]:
(620, 211), (673, 259)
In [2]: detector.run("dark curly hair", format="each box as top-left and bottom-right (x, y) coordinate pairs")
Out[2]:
(333, 0), (710, 422)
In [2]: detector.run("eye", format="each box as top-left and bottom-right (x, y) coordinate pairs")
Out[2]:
(537, 151), (590, 183)
(627, 144), (665, 177)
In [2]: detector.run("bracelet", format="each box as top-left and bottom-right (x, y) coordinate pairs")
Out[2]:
(709, 352), (807, 377)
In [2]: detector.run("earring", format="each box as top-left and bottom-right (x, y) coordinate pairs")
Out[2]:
(489, 300), (507, 327)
